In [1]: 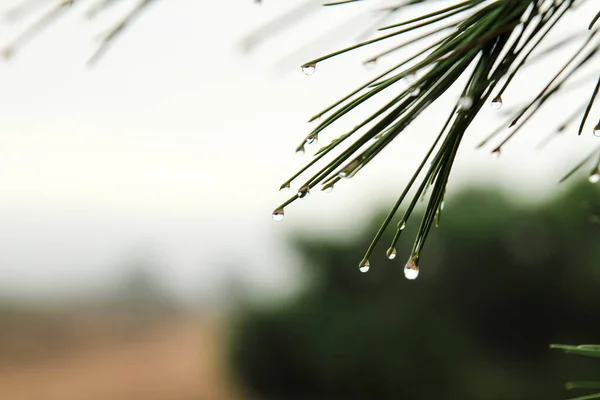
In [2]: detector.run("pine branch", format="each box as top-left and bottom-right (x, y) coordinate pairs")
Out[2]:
(3, 1), (598, 277)
(270, 0), (600, 278)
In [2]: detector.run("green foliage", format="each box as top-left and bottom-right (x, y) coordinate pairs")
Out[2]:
(233, 183), (600, 400)
(552, 345), (600, 400)
(271, 0), (600, 269)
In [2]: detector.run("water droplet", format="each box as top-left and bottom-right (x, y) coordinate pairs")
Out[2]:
(359, 259), (370, 273)
(297, 185), (310, 199)
(409, 87), (421, 97)
(440, 201), (445, 211)
(322, 184), (334, 193)
(386, 248), (397, 260)
(492, 148), (501, 158)
(594, 121), (600, 137)
(364, 59), (377, 70)
(338, 160), (359, 178)
(589, 169), (600, 184)
(306, 134), (318, 145)
(398, 221), (406, 230)
(404, 256), (419, 280)
(279, 182), (290, 192)
(301, 63), (316, 76)
(272, 208), (284, 222)
(458, 96), (473, 109)
(491, 95), (503, 110)
(295, 145), (305, 156)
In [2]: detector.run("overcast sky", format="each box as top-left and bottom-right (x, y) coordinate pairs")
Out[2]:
(0, 0), (597, 304)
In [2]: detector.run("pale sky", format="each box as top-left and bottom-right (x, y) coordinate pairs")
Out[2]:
(0, 0), (597, 304)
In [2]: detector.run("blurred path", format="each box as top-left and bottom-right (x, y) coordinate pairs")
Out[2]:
(0, 317), (236, 400)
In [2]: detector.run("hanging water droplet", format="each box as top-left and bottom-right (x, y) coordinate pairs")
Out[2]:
(458, 96), (473, 109)
(398, 221), (406, 230)
(359, 259), (370, 273)
(306, 134), (318, 145)
(404, 256), (419, 280)
(279, 182), (290, 192)
(491, 95), (503, 110)
(589, 169), (600, 184)
(492, 148), (501, 158)
(440, 201), (445, 211)
(338, 160), (359, 178)
(301, 63), (316, 76)
(297, 185), (310, 199)
(409, 87), (421, 97)
(295, 145), (305, 156)
(272, 208), (284, 222)
(322, 184), (334, 193)
(386, 248), (397, 260)
(594, 121), (600, 137)
(364, 59), (377, 70)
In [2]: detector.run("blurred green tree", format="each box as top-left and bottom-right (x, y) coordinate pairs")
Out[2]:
(230, 183), (600, 400)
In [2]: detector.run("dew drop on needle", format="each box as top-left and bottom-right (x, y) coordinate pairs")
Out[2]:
(404, 256), (419, 280)
(301, 64), (316, 76)
(359, 259), (370, 273)
(272, 208), (284, 222)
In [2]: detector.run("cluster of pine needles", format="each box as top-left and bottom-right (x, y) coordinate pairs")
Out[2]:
(552, 344), (600, 400)
(6, 1), (599, 278)
(269, 0), (600, 280)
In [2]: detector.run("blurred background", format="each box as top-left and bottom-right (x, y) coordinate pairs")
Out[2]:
(0, 1), (598, 399)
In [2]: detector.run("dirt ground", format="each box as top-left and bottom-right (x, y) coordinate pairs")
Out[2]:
(0, 317), (238, 400)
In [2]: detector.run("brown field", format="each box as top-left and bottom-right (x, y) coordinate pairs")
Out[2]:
(0, 316), (238, 400)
